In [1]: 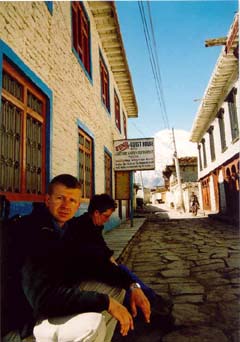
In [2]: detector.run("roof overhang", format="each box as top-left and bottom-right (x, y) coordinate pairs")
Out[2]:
(190, 14), (239, 143)
(88, 1), (138, 118)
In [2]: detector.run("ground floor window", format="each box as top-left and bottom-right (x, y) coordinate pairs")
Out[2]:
(104, 150), (112, 196)
(0, 59), (47, 201)
(78, 128), (93, 200)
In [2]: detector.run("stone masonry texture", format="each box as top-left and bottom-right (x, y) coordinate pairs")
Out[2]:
(124, 213), (240, 341)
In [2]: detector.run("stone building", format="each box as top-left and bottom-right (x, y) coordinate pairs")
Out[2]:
(162, 157), (199, 211)
(0, 2), (138, 228)
(190, 14), (239, 223)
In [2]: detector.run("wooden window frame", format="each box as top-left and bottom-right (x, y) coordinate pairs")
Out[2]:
(72, 2), (91, 76)
(78, 128), (93, 201)
(123, 112), (127, 138)
(217, 108), (227, 152)
(208, 126), (216, 162)
(1, 59), (47, 202)
(100, 54), (110, 112)
(114, 91), (121, 131)
(104, 150), (112, 196)
(201, 138), (207, 168)
(225, 88), (239, 142)
(197, 144), (203, 171)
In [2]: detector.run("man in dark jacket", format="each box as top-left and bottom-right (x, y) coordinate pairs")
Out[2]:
(18, 174), (150, 339)
(64, 194), (174, 341)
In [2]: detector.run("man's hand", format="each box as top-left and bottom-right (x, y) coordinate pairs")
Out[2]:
(108, 297), (134, 336)
(130, 288), (151, 323)
(109, 256), (118, 266)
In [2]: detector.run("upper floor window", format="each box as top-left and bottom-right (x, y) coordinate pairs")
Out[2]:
(197, 144), (203, 171)
(201, 138), (207, 168)
(207, 126), (215, 162)
(1, 60), (47, 201)
(45, 1), (53, 14)
(78, 128), (93, 200)
(225, 87), (239, 142)
(104, 150), (112, 196)
(100, 54), (110, 112)
(72, 2), (91, 76)
(114, 91), (121, 131)
(217, 108), (227, 152)
(123, 112), (127, 138)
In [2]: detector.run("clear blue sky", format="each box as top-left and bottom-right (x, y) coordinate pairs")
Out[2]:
(116, 1), (238, 139)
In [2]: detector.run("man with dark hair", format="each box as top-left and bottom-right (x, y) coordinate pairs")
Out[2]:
(64, 193), (174, 341)
(9, 174), (152, 341)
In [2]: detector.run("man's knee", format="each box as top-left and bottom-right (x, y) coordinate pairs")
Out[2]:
(33, 312), (106, 342)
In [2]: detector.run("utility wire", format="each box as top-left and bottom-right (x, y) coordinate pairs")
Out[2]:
(146, 1), (170, 129)
(138, 0), (175, 152)
(138, 2), (168, 129)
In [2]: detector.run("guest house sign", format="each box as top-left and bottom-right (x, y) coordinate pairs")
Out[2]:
(114, 138), (155, 171)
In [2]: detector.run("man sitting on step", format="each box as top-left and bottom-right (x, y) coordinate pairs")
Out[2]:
(7, 174), (151, 341)
(64, 193), (175, 341)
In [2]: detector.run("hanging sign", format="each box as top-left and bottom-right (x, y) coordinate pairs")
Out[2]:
(114, 138), (155, 171)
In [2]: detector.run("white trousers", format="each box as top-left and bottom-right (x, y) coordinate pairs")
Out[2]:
(33, 312), (106, 342)
(33, 281), (125, 342)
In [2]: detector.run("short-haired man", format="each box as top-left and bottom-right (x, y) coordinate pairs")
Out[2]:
(15, 175), (150, 340)
(64, 193), (174, 340)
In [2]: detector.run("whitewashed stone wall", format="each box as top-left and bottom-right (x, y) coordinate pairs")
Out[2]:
(198, 79), (239, 179)
(0, 2), (128, 195)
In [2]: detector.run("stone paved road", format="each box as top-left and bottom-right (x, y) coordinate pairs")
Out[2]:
(124, 211), (240, 342)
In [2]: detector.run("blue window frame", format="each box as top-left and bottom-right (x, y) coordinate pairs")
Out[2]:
(0, 40), (52, 206)
(100, 51), (110, 113)
(45, 1), (53, 15)
(71, 2), (92, 80)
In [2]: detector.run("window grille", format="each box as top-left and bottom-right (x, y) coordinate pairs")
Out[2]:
(72, 2), (91, 76)
(0, 60), (46, 200)
(100, 55), (110, 112)
(104, 151), (112, 196)
(78, 128), (93, 200)
(114, 91), (121, 131)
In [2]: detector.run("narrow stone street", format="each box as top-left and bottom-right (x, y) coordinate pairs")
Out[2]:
(124, 207), (240, 341)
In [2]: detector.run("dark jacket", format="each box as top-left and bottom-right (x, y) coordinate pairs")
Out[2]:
(63, 212), (134, 289)
(64, 212), (114, 261)
(3, 206), (135, 336)
(20, 207), (110, 320)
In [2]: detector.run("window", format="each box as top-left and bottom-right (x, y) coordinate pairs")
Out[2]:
(225, 88), (239, 141)
(217, 108), (227, 152)
(45, 1), (53, 14)
(207, 126), (215, 162)
(123, 112), (127, 138)
(72, 2), (91, 76)
(78, 128), (93, 200)
(0, 59), (47, 200)
(114, 91), (121, 131)
(104, 150), (112, 196)
(201, 138), (207, 168)
(197, 144), (203, 171)
(100, 54), (110, 112)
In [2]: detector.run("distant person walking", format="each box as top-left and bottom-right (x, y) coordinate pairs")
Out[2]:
(190, 192), (199, 216)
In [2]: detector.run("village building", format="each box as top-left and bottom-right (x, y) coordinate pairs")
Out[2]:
(190, 14), (239, 223)
(0, 1), (138, 228)
(162, 157), (199, 212)
(151, 186), (166, 204)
